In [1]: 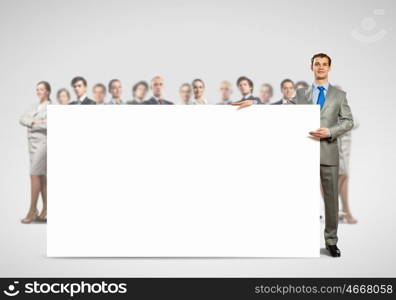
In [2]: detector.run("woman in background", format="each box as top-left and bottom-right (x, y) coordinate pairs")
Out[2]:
(56, 88), (70, 104)
(19, 81), (50, 223)
(179, 83), (192, 104)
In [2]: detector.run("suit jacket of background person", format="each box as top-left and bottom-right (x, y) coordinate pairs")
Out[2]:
(143, 97), (174, 105)
(127, 99), (144, 105)
(235, 95), (261, 104)
(272, 98), (296, 105)
(69, 97), (96, 105)
(295, 84), (354, 166)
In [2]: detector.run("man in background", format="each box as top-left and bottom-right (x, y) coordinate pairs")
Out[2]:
(106, 79), (126, 104)
(295, 80), (309, 90)
(295, 53), (354, 257)
(217, 80), (233, 105)
(144, 76), (173, 105)
(272, 79), (295, 105)
(129, 81), (149, 104)
(92, 83), (106, 104)
(259, 83), (273, 104)
(179, 83), (192, 104)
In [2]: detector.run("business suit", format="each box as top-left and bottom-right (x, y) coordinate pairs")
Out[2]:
(143, 97), (173, 105)
(272, 98), (296, 105)
(69, 97), (96, 105)
(20, 101), (49, 175)
(235, 95), (260, 104)
(295, 84), (353, 246)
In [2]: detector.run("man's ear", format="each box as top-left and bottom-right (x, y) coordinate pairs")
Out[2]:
(310, 64), (313, 72)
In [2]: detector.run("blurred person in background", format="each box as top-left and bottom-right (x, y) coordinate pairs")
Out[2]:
(259, 83), (273, 104)
(56, 88), (70, 105)
(217, 81), (233, 105)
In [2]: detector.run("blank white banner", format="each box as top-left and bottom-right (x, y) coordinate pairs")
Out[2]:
(47, 105), (320, 257)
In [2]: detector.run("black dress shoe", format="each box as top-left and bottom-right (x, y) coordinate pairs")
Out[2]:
(326, 244), (341, 257)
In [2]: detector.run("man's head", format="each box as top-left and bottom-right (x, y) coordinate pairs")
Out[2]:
(280, 79), (295, 100)
(237, 76), (254, 96)
(192, 79), (205, 99)
(93, 83), (106, 104)
(151, 76), (164, 98)
(108, 79), (122, 99)
(311, 53), (331, 81)
(133, 81), (148, 101)
(71, 76), (88, 98)
(259, 83), (273, 104)
(179, 83), (192, 104)
(219, 81), (232, 101)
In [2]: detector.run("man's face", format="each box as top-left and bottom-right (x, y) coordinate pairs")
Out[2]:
(281, 82), (295, 100)
(93, 86), (106, 104)
(311, 57), (331, 81)
(134, 84), (147, 100)
(151, 77), (164, 98)
(259, 86), (271, 104)
(110, 80), (122, 99)
(238, 80), (251, 96)
(179, 86), (191, 103)
(220, 83), (232, 101)
(192, 81), (204, 99)
(73, 80), (87, 98)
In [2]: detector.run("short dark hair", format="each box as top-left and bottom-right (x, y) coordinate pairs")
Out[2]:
(71, 76), (87, 87)
(108, 79), (121, 91)
(56, 88), (70, 99)
(132, 81), (149, 93)
(280, 78), (294, 90)
(261, 83), (273, 97)
(236, 76), (254, 92)
(295, 81), (309, 89)
(311, 53), (332, 66)
(192, 78), (205, 88)
(93, 83), (106, 93)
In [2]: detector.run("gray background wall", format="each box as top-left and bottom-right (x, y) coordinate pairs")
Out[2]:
(0, 0), (395, 276)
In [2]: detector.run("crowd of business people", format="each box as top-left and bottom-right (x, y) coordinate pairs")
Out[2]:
(53, 75), (309, 106)
(20, 53), (356, 257)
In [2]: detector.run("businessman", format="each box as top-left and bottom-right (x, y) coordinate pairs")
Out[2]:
(69, 76), (96, 105)
(259, 83), (273, 104)
(232, 54), (354, 257)
(106, 79), (126, 104)
(128, 81), (149, 104)
(272, 79), (295, 105)
(217, 80), (233, 105)
(92, 83), (106, 104)
(143, 76), (173, 104)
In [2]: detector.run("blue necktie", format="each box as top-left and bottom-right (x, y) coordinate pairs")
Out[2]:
(316, 86), (325, 109)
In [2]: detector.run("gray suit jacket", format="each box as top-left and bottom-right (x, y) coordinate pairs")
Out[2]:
(295, 84), (354, 166)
